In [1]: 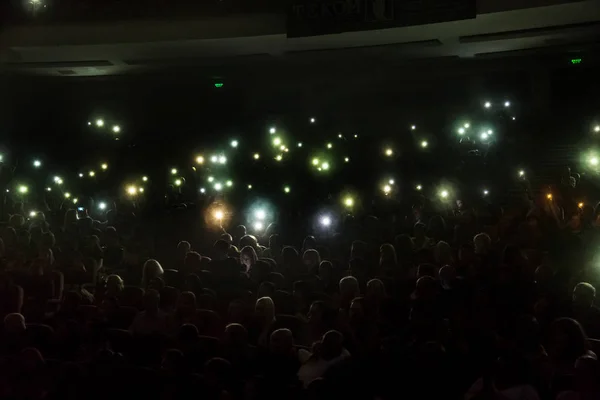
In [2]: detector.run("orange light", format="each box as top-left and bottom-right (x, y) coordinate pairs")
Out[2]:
(546, 193), (553, 200)
(578, 202), (584, 209)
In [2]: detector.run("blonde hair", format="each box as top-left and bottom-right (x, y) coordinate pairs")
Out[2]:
(141, 259), (164, 288)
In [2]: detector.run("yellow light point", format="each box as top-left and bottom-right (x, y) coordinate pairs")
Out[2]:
(175, 179), (182, 187)
(57, 179), (63, 185)
(327, 143), (333, 149)
(383, 185), (392, 195)
(139, 188), (144, 193)
(96, 119), (104, 127)
(112, 125), (121, 133)
(72, 198), (78, 204)
(284, 186), (291, 193)
(312, 158), (320, 166)
(297, 142), (303, 148)
(253, 153), (260, 160)
(385, 148), (393, 157)
(283, 147), (289, 153)
(214, 210), (224, 220)
(18, 185), (28, 194)
(196, 156), (204, 164)
(248, 184), (253, 190)
(344, 197), (354, 207)
(546, 193), (553, 200)
(89, 171), (96, 177)
(279, 145), (286, 151)
(275, 154), (283, 161)
(142, 176), (148, 182)
(208, 176), (214, 182)
(127, 185), (138, 196)
(171, 168), (178, 175)
(101, 163), (108, 170)
(344, 157), (349, 162)
(594, 126), (600, 133)
(338, 134), (343, 139)
(519, 170), (525, 177)
(29, 211), (37, 218)
(273, 137), (282, 146)
(578, 202), (584, 209)
(464, 123), (470, 128)
(421, 141), (428, 148)
(440, 190), (449, 199)
(591, 157), (599, 166)
(64, 192), (71, 199)
(416, 185), (422, 191)
(321, 162), (330, 170)
(226, 180), (233, 187)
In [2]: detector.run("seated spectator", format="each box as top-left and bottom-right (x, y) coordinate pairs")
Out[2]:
(263, 234), (282, 260)
(571, 282), (600, 339)
(240, 246), (258, 273)
(302, 249), (321, 275)
(129, 289), (167, 335)
(141, 259), (164, 288)
(298, 330), (350, 387)
(249, 296), (277, 347)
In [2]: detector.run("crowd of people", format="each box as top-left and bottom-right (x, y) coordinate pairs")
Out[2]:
(1, 160), (600, 400)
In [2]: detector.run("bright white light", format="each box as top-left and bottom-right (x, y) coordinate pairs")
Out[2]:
(338, 134), (343, 139)
(127, 186), (137, 195)
(253, 153), (260, 160)
(275, 155), (283, 162)
(208, 176), (214, 182)
(247, 184), (252, 190)
(440, 190), (449, 198)
(33, 160), (41, 168)
(327, 143), (333, 149)
(174, 179), (182, 186)
(389, 179), (395, 185)
(480, 133), (489, 140)
(218, 156), (227, 164)
(421, 141), (428, 148)
(411, 125), (416, 130)
(416, 185), (422, 191)
(29, 211), (37, 218)
(594, 125), (600, 133)
(484, 102), (491, 108)
(487, 129), (493, 135)
(18, 185), (28, 194)
(483, 189), (489, 196)
(320, 216), (331, 227)
(142, 176), (148, 182)
(226, 180), (233, 187)
(354, 134), (358, 138)
(255, 209), (266, 220)
(53, 176), (61, 183)
(231, 140), (238, 148)
(297, 142), (303, 148)
(279, 145), (286, 151)
(269, 127), (276, 134)
(72, 198), (78, 204)
(310, 118), (316, 123)
(458, 128), (465, 135)
(214, 210), (224, 220)
(253, 221), (264, 231)
(88, 122), (91, 126)
(321, 162), (330, 170)
(519, 170), (525, 177)
(171, 168), (177, 175)
(512, 117), (516, 121)
(78, 173), (84, 178)
(344, 157), (349, 162)
(96, 119), (104, 127)
(504, 101), (510, 107)
(273, 137), (282, 146)
(46, 187), (51, 192)
(89, 171), (96, 177)
(214, 183), (223, 191)
(196, 156), (204, 164)
(590, 157), (599, 166)
(101, 163), (108, 170)
(344, 197), (354, 207)
(383, 185), (392, 194)
(139, 188), (144, 193)
(200, 188), (206, 193)
(464, 123), (470, 129)
(99, 202), (107, 210)
(112, 125), (121, 133)
(385, 148), (393, 157)
(284, 186), (291, 193)
(211, 155), (218, 163)
(64, 192), (71, 199)
(312, 158), (320, 166)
